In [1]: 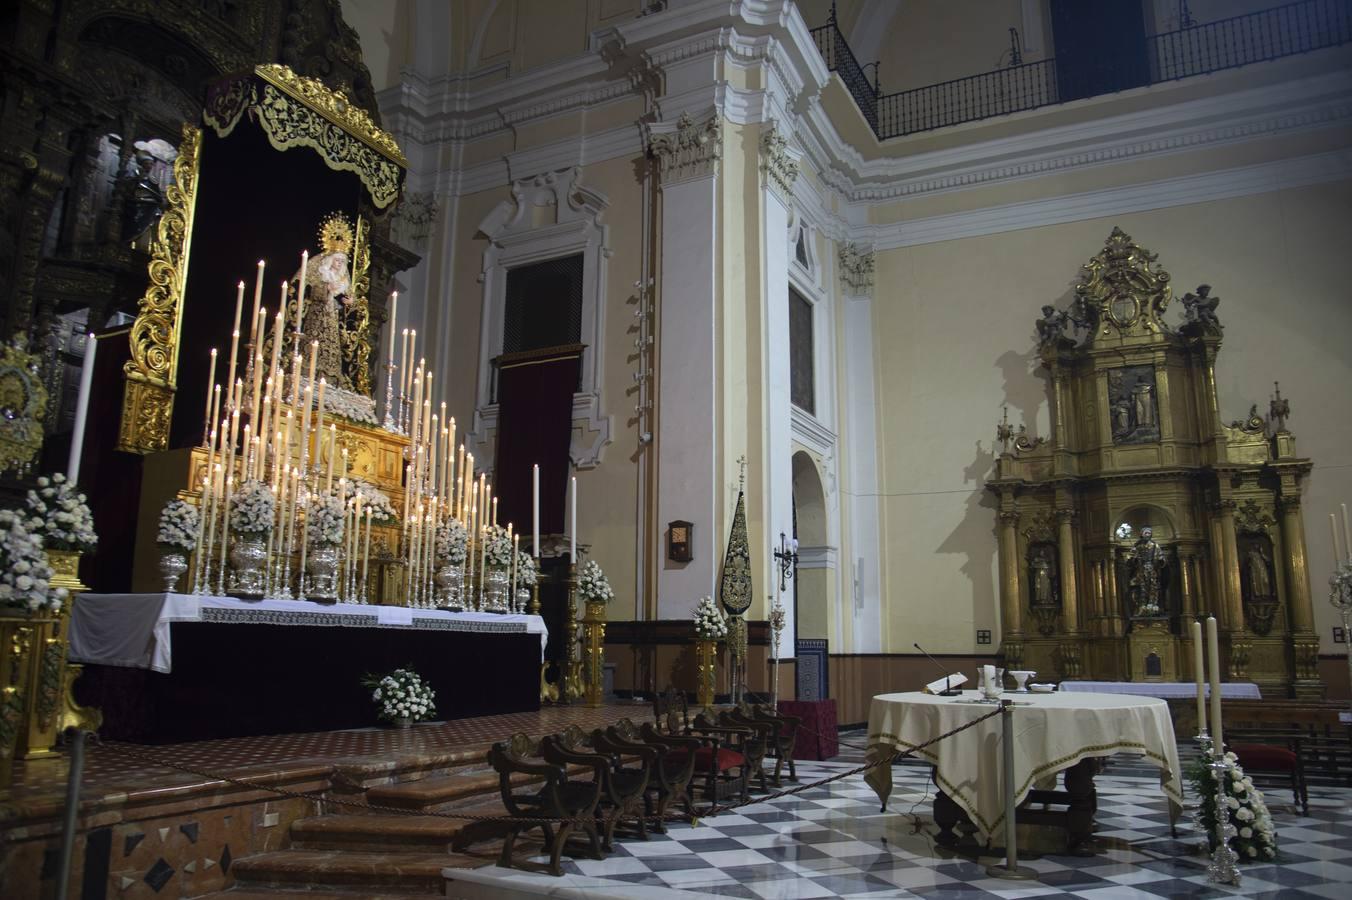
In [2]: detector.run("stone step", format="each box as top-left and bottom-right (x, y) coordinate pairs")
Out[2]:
(363, 761), (594, 812)
(290, 813), (483, 852)
(231, 849), (480, 892)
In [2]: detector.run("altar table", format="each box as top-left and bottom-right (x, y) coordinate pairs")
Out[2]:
(865, 690), (1183, 846)
(1059, 680), (1262, 700)
(70, 593), (549, 743)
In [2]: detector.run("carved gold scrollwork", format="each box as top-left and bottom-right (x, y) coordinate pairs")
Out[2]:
(1075, 227), (1173, 343)
(343, 215), (373, 395)
(119, 125), (201, 454)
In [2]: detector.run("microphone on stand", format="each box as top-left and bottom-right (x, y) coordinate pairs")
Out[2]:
(915, 642), (963, 696)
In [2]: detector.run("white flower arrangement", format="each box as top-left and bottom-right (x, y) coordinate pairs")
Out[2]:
(0, 509), (66, 613)
(434, 517), (468, 565)
(157, 499), (199, 553)
(363, 667), (437, 723)
(693, 595), (727, 640)
(229, 479), (275, 535)
(483, 524), (513, 569)
(516, 552), (538, 588)
(578, 559), (613, 604)
(26, 472), (98, 552)
(349, 478), (397, 525)
(1188, 750), (1278, 862)
(307, 492), (345, 546)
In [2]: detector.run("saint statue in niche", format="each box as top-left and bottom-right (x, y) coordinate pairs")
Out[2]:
(1127, 526), (1167, 617)
(1245, 544), (1273, 599)
(1029, 546), (1057, 607)
(1107, 365), (1161, 444)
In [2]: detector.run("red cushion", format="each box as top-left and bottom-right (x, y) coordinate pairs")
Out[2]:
(669, 746), (745, 772)
(1232, 743), (1298, 770)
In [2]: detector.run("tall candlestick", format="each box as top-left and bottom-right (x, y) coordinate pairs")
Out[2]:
(326, 425), (337, 491)
(399, 328), (410, 399)
(307, 340), (319, 394)
(202, 348), (217, 443)
(227, 281), (244, 409)
(511, 532), (520, 606)
(408, 331), (417, 391)
(492, 496), (498, 528)
(67, 332), (97, 483)
(250, 337), (265, 434)
(250, 260), (265, 347)
(532, 464), (540, 557)
(314, 378), (327, 477)
(1333, 513), (1343, 565)
(269, 303), (286, 401)
(1191, 619), (1207, 736)
(570, 475), (577, 562)
(1207, 616), (1224, 755)
(1343, 503), (1351, 561)
(295, 250), (308, 339)
(241, 423), (252, 480)
(362, 508), (372, 603)
(387, 290), (398, 361)
(217, 474), (234, 594)
(298, 484), (311, 597)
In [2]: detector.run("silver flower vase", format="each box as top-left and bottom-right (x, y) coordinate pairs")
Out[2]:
(514, 587), (530, 615)
(485, 568), (510, 613)
(307, 542), (340, 603)
(159, 550), (189, 593)
(435, 563), (465, 611)
(228, 534), (268, 599)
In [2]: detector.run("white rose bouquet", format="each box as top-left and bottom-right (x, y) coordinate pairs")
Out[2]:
(363, 667), (437, 723)
(434, 517), (468, 565)
(693, 595), (727, 640)
(0, 509), (66, 613)
(1187, 750), (1278, 861)
(157, 499), (200, 553)
(578, 558), (613, 604)
(516, 552), (538, 588)
(26, 472), (98, 552)
(307, 492), (345, 546)
(350, 479), (397, 525)
(229, 479), (275, 535)
(483, 524), (513, 569)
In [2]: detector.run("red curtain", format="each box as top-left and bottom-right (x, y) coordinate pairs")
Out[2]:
(493, 346), (582, 539)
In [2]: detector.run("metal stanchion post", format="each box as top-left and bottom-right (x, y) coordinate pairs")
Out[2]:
(57, 728), (91, 900)
(986, 700), (1036, 880)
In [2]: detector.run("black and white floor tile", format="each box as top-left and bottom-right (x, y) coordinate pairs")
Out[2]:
(447, 730), (1352, 899)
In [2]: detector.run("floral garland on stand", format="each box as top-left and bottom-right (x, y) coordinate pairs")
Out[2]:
(230, 480), (276, 535)
(577, 559), (613, 605)
(483, 524), (513, 569)
(349, 478), (397, 525)
(157, 499), (199, 553)
(307, 493), (345, 546)
(26, 473), (98, 552)
(363, 668), (437, 726)
(1187, 750), (1278, 862)
(435, 517), (468, 564)
(516, 552), (538, 587)
(693, 595), (727, 640)
(0, 510), (65, 613)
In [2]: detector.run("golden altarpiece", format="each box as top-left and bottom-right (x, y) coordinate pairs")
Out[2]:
(987, 228), (1321, 699)
(119, 64), (416, 595)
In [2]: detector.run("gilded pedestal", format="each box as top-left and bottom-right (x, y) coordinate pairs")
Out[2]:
(1, 611), (49, 790)
(1126, 619), (1178, 682)
(581, 599), (607, 708)
(695, 638), (718, 711)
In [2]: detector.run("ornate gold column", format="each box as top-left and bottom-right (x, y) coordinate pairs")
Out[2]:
(1278, 494), (1321, 688)
(1104, 550), (1123, 637)
(997, 509), (1023, 638)
(1215, 500), (1244, 631)
(1056, 508), (1080, 633)
(1179, 551), (1197, 619)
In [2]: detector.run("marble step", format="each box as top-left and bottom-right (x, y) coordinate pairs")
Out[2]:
(231, 849), (481, 892)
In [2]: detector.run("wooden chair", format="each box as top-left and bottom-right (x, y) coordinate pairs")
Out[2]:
(602, 717), (698, 832)
(732, 701), (801, 785)
(710, 706), (772, 793)
(487, 732), (604, 876)
(650, 686), (753, 802)
(546, 724), (652, 851)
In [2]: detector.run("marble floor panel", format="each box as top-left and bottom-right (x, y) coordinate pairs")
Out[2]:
(471, 728), (1352, 899)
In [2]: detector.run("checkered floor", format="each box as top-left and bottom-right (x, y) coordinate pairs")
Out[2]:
(461, 729), (1352, 899)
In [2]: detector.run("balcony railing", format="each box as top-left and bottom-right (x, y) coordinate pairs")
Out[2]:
(814, 0), (1352, 140)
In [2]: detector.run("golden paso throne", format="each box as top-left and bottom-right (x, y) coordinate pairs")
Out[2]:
(988, 228), (1320, 698)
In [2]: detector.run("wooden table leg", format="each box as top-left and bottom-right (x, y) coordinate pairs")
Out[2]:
(1063, 757), (1100, 856)
(933, 786), (963, 847)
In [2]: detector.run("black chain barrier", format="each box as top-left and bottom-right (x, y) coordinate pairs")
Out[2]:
(92, 705), (1002, 831)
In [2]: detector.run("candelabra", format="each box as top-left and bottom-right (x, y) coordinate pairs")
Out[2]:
(1206, 749), (1242, 886)
(382, 360), (398, 431)
(1331, 561), (1352, 713)
(774, 532), (799, 594)
(770, 533), (797, 707)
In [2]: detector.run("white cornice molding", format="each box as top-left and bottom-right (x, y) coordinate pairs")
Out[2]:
(861, 149), (1352, 251)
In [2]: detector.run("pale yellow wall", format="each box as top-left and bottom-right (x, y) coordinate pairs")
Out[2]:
(870, 181), (1352, 654)
(877, 0), (1025, 92)
(465, 0), (644, 74)
(340, 0), (413, 92)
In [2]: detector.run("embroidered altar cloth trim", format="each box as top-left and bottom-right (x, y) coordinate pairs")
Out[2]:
(69, 593), (549, 673)
(865, 690), (1183, 841)
(1058, 680), (1261, 699)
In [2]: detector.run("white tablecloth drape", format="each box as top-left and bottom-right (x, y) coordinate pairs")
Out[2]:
(69, 593), (550, 673)
(1059, 680), (1261, 700)
(865, 690), (1183, 840)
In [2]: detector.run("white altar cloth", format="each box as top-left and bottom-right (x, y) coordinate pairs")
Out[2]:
(1059, 680), (1261, 700)
(865, 690), (1183, 840)
(69, 593), (549, 673)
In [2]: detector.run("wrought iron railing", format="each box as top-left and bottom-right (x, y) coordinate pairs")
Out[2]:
(815, 0), (1352, 140)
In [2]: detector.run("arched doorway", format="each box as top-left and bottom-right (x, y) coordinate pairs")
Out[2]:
(792, 451), (831, 700)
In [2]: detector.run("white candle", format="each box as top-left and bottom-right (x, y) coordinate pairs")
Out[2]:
(67, 332), (97, 483)
(1343, 503), (1352, 561)
(296, 250), (308, 337)
(570, 475), (577, 562)
(325, 425), (336, 491)
(203, 348), (217, 442)
(1207, 616), (1223, 755)
(1191, 619), (1207, 737)
(227, 281), (244, 409)
(387, 290), (398, 361)
(511, 530), (519, 602)
(315, 378), (327, 477)
(533, 463), (540, 557)
(399, 328), (410, 398)
(1333, 513), (1343, 565)
(362, 508), (372, 603)
(250, 260), (265, 347)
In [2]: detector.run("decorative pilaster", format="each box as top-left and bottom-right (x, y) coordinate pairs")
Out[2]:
(648, 111), (723, 185)
(759, 123), (799, 199)
(1276, 494), (1315, 635)
(1214, 500), (1245, 633)
(839, 243), (875, 297)
(1056, 508), (1080, 634)
(996, 507), (1022, 639)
